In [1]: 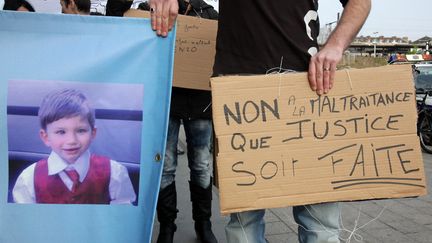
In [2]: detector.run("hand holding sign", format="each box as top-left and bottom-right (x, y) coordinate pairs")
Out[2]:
(149, 0), (178, 37)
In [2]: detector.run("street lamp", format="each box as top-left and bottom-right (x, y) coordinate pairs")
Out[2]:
(426, 41), (430, 55)
(373, 32), (379, 57)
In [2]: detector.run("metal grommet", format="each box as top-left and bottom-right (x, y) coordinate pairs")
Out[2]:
(155, 153), (162, 162)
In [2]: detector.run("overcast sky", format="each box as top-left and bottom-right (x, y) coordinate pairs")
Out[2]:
(319, 0), (431, 41)
(1, 0), (430, 41)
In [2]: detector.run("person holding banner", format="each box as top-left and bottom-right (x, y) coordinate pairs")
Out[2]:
(154, 2), (218, 243)
(12, 89), (136, 204)
(148, 0), (178, 37)
(212, 0), (371, 243)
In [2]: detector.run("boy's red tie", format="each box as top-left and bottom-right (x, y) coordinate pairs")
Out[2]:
(65, 170), (80, 193)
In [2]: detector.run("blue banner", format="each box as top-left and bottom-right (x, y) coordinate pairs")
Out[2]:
(0, 11), (175, 243)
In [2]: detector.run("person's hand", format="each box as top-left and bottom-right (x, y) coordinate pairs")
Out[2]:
(308, 46), (343, 95)
(148, 0), (178, 37)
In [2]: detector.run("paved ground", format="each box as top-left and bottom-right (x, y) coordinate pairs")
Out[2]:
(151, 126), (432, 243)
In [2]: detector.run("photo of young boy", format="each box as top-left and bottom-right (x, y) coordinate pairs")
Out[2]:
(12, 88), (137, 204)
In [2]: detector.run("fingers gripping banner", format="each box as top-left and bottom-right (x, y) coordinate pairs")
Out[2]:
(0, 11), (175, 243)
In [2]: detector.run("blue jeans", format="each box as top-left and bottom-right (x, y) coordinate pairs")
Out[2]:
(160, 117), (213, 190)
(226, 203), (340, 243)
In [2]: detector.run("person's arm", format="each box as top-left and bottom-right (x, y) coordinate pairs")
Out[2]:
(148, 0), (179, 37)
(308, 0), (371, 95)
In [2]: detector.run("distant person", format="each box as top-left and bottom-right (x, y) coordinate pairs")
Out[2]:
(12, 89), (136, 204)
(60, 0), (90, 15)
(388, 54), (397, 64)
(3, 0), (35, 12)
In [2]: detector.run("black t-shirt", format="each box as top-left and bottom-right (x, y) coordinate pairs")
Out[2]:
(213, 0), (347, 75)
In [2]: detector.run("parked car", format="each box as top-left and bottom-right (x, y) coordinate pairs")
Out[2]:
(414, 63), (432, 153)
(413, 63), (432, 91)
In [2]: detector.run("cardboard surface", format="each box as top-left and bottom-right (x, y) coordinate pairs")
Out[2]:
(125, 9), (217, 90)
(211, 65), (427, 214)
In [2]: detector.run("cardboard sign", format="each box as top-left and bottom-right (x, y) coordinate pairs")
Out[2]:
(211, 65), (427, 214)
(125, 9), (217, 90)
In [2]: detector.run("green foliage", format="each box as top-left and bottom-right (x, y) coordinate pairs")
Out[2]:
(408, 45), (420, 54)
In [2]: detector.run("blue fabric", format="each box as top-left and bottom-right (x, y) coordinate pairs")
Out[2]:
(226, 203), (340, 243)
(160, 117), (213, 189)
(0, 11), (175, 243)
